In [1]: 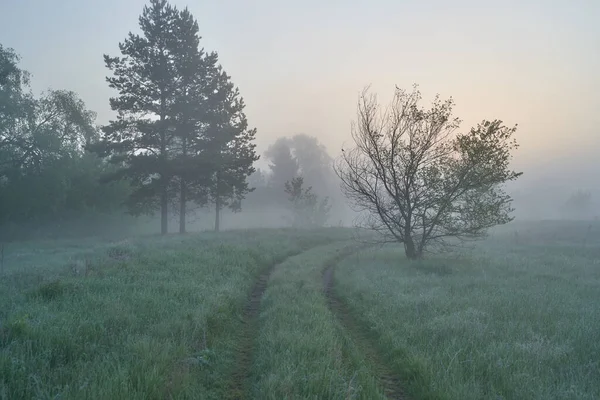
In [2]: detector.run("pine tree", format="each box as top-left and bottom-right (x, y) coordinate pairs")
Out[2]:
(91, 0), (184, 235)
(168, 7), (213, 234)
(201, 67), (259, 232)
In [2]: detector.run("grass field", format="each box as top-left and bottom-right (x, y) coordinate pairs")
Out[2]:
(1, 221), (599, 399)
(0, 229), (350, 399)
(335, 221), (600, 400)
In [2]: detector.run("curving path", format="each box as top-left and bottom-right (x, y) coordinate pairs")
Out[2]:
(323, 247), (406, 400)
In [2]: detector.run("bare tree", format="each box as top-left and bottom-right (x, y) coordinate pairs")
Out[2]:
(334, 85), (522, 259)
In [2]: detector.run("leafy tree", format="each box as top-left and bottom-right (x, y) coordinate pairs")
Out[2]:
(91, 0), (183, 235)
(1, 45), (33, 178)
(284, 176), (331, 228)
(335, 85), (522, 259)
(0, 44), (130, 239)
(0, 44), (32, 139)
(1, 87), (99, 184)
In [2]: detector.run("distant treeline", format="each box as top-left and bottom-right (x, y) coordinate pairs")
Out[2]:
(0, 1), (348, 241)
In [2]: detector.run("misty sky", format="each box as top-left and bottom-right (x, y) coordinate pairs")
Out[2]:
(1, 0), (599, 215)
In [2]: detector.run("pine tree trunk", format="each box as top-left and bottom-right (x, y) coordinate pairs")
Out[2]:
(179, 137), (187, 234)
(179, 179), (186, 234)
(161, 183), (168, 235)
(214, 171), (221, 232)
(159, 95), (168, 236)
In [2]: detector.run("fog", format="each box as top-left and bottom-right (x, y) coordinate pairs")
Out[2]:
(1, 0), (598, 231)
(3, 3), (600, 397)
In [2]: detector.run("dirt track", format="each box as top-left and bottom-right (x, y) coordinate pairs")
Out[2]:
(227, 244), (405, 400)
(323, 247), (406, 400)
(227, 259), (279, 400)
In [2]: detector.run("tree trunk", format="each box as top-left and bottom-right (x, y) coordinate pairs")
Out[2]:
(214, 197), (221, 232)
(179, 137), (187, 234)
(179, 179), (186, 234)
(158, 108), (168, 235)
(161, 183), (168, 235)
(404, 235), (419, 260)
(214, 171), (221, 232)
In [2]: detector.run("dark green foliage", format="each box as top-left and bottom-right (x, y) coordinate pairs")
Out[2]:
(91, 1), (258, 234)
(0, 45), (32, 138)
(2, 1), (261, 238)
(167, 9), (258, 233)
(91, 0), (183, 235)
(0, 45), (131, 238)
(183, 62), (259, 232)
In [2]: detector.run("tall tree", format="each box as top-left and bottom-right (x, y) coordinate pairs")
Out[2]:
(91, 0), (182, 235)
(335, 85), (522, 259)
(168, 7), (214, 234)
(196, 66), (258, 231)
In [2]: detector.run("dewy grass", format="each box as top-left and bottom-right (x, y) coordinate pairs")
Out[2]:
(334, 228), (600, 400)
(2, 222), (598, 399)
(0, 228), (349, 400)
(250, 242), (387, 399)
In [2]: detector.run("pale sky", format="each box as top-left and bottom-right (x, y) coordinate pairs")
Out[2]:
(1, 0), (599, 214)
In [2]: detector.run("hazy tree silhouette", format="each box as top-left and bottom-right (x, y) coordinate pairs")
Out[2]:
(335, 85), (522, 259)
(91, 0), (257, 234)
(284, 176), (331, 228)
(0, 44), (130, 237)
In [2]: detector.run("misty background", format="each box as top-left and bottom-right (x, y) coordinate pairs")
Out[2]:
(1, 0), (599, 233)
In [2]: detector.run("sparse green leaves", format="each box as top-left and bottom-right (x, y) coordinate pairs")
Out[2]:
(335, 85), (522, 258)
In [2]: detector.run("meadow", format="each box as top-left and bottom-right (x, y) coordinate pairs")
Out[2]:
(1, 221), (598, 399)
(335, 220), (600, 400)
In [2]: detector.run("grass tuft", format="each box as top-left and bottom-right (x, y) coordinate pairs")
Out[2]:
(30, 279), (74, 301)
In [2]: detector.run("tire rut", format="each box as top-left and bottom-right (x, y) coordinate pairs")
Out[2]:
(226, 247), (316, 400)
(323, 247), (406, 400)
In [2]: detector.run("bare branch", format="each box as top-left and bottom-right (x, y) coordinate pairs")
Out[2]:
(335, 85), (521, 259)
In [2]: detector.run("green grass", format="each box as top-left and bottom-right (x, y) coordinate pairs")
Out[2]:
(250, 242), (385, 399)
(334, 225), (600, 400)
(0, 228), (351, 399)
(2, 221), (599, 399)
